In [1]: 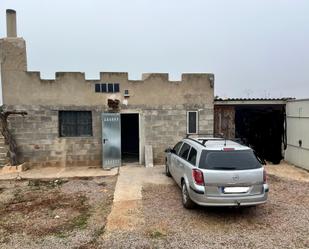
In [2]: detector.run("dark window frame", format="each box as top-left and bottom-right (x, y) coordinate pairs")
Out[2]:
(107, 83), (114, 92)
(114, 83), (120, 92)
(95, 84), (101, 93)
(187, 111), (198, 134)
(59, 111), (93, 137)
(94, 83), (120, 93)
(101, 83), (107, 92)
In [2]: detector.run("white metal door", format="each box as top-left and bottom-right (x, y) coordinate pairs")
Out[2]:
(102, 113), (121, 169)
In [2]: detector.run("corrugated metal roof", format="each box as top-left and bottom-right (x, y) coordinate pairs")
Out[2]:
(215, 97), (294, 101)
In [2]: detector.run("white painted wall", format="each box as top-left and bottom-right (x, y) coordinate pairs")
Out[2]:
(285, 99), (309, 170)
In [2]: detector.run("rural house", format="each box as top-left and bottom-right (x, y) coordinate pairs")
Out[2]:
(0, 10), (214, 169)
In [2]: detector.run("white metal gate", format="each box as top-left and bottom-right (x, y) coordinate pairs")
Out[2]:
(285, 99), (309, 170)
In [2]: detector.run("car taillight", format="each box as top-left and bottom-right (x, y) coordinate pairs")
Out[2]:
(223, 148), (235, 151)
(192, 169), (205, 186)
(263, 169), (267, 183)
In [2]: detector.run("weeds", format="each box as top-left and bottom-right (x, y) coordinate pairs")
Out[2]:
(147, 229), (167, 239)
(71, 212), (91, 229)
(28, 179), (68, 189)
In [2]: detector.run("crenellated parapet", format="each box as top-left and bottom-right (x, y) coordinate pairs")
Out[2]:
(1, 70), (214, 106)
(21, 71), (214, 88)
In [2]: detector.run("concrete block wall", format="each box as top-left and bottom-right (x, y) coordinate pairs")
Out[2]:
(143, 105), (213, 164)
(5, 105), (103, 168)
(0, 135), (9, 166)
(5, 103), (213, 167)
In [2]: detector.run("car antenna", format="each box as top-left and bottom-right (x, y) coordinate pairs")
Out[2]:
(219, 132), (227, 146)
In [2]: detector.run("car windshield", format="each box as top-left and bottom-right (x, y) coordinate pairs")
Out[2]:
(199, 150), (261, 170)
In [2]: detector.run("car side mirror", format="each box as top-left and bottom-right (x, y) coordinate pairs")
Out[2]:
(165, 148), (176, 154)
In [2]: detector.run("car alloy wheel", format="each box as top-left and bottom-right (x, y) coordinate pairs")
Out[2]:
(181, 181), (195, 209)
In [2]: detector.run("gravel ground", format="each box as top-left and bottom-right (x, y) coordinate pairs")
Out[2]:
(1, 169), (308, 249)
(0, 176), (116, 249)
(101, 175), (309, 249)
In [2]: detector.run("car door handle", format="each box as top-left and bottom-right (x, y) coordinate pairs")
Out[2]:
(103, 138), (108, 144)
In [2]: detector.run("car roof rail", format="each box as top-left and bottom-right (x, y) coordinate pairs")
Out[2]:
(184, 137), (207, 147)
(185, 133), (227, 146)
(185, 133), (214, 138)
(186, 134), (248, 147)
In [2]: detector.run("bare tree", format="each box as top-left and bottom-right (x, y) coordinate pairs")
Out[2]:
(0, 106), (27, 165)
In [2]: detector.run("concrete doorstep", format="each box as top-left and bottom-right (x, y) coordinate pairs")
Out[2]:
(0, 164), (27, 175)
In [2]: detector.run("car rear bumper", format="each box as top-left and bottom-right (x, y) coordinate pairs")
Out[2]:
(189, 184), (269, 207)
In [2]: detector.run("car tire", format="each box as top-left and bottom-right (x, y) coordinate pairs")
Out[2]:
(181, 181), (195, 209)
(165, 163), (171, 177)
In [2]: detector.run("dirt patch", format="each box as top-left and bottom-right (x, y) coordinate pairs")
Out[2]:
(0, 176), (116, 249)
(101, 175), (309, 249)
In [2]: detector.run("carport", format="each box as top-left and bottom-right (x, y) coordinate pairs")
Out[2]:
(214, 98), (291, 164)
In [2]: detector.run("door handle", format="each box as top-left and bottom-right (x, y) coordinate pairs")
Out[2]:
(103, 138), (108, 144)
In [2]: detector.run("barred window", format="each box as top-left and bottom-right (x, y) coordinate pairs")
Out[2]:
(59, 111), (92, 137)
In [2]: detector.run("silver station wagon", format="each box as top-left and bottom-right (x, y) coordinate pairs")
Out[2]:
(165, 136), (269, 208)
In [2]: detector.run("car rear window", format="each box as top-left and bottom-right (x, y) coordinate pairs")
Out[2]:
(199, 150), (261, 170)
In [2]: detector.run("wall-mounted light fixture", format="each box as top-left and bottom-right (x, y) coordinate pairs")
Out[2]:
(124, 89), (130, 97)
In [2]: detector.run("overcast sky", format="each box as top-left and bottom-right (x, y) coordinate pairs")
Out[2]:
(1, 0), (309, 99)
